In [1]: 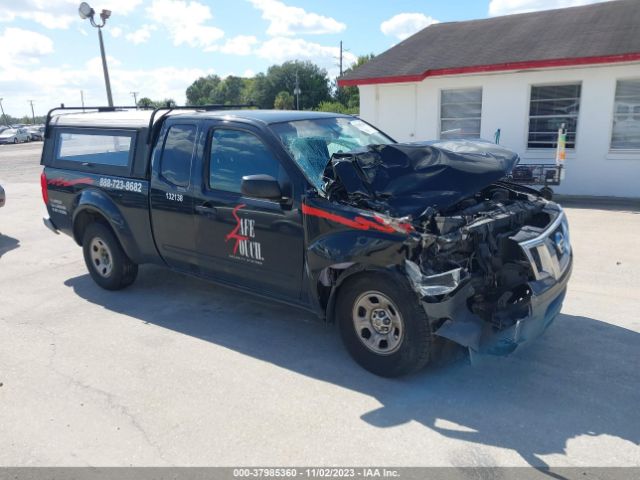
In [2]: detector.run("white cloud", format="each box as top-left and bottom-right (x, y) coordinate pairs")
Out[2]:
(248, 0), (346, 36)
(109, 26), (123, 38)
(255, 37), (356, 77)
(147, 0), (224, 49)
(380, 13), (439, 40)
(0, 27), (54, 66)
(206, 35), (259, 55)
(0, 0), (143, 30)
(243, 69), (256, 78)
(125, 24), (156, 44)
(488, 0), (614, 16)
(0, 52), (214, 115)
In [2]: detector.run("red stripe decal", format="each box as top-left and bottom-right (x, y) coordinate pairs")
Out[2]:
(338, 52), (640, 87)
(48, 177), (95, 187)
(302, 204), (398, 234)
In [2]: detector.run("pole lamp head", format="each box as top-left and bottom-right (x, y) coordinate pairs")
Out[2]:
(78, 2), (94, 19)
(100, 9), (111, 22)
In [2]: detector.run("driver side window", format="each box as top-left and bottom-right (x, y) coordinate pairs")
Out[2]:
(209, 129), (281, 193)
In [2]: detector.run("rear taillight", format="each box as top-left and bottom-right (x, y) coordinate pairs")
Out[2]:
(40, 171), (49, 205)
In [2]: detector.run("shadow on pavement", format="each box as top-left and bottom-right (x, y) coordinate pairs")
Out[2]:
(65, 266), (640, 467)
(0, 234), (20, 258)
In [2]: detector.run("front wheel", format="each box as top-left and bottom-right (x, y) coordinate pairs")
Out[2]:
(337, 272), (432, 377)
(82, 222), (138, 290)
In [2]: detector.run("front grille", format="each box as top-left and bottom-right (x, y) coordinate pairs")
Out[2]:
(517, 210), (571, 281)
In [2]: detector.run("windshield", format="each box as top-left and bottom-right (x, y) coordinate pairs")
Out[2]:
(270, 117), (394, 191)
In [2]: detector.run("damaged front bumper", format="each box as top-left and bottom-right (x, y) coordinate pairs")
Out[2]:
(411, 208), (573, 356)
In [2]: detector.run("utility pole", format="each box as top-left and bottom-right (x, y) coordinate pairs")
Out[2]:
(130, 91), (139, 106)
(293, 70), (301, 110)
(28, 100), (35, 124)
(80, 90), (85, 111)
(0, 98), (8, 126)
(339, 40), (343, 77)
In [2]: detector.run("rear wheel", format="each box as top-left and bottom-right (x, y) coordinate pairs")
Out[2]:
(82, 223), (138, 290)
(337, 272), (432, 377)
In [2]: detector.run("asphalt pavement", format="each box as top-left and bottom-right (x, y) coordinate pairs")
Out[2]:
(0, 142), (638, 467)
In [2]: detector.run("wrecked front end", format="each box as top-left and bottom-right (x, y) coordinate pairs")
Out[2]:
(317, 140), (572, 357)
(407, 192), (572, 357)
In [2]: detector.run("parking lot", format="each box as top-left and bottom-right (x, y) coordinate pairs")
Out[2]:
(0, 141), (638, 467)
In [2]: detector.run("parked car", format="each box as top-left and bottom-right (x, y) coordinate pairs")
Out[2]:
(0, 128), (31, 144)
(40, 106), (572, 377)
(26, 126), (44, 141)
(0, 183), (4, 208)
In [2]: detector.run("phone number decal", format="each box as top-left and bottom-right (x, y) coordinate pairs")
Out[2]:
(99, 177), (143, 193)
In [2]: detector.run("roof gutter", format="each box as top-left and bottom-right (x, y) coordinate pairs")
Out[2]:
(337, 52), (640, 87)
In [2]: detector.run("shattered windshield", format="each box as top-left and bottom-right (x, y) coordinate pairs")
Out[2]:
(270, 117), (394, 191)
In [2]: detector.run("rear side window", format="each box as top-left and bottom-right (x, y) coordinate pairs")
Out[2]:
(160, 125), (196, 187)
(57, 131), (134, 166)
(209, 129), (280, 193)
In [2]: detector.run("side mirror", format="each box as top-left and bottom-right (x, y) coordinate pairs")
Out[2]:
(241, 174), (282, 200)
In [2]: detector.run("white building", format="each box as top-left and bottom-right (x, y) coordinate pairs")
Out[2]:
(339, 0), (640, 199)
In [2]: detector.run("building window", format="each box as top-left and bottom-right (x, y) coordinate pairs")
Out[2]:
(440, 88), (482, 139)
(528, 84), (581, 149)
(611, 79), (640, 150)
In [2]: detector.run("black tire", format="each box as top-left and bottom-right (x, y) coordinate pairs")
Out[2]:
(336, 272), (432, 377)
(82, 222), (138, 290)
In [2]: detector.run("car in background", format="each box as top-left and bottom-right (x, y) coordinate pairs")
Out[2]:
(0, 183), (5, 208)
(26, 126), (44, 141)
(0, 126), (9, 134)
(0, 128), (31, 144)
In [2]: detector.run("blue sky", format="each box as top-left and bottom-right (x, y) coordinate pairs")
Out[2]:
(0, 0), (610, 117)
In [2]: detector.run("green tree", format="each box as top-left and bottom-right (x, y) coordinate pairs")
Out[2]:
(136, 98), (177, 108)
(186, 74), (222, 105)
(253, 60), (331, 110)
(273, 91), (294, 110)
(315, 101), (358, 115)
(137, 97), (155, 108)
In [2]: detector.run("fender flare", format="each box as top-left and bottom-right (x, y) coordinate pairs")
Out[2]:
(323, 264), (407, 324)
(72, 188), (141, 262)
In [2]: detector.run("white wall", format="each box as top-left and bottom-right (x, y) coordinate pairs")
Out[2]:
(359, 62), (640, 198)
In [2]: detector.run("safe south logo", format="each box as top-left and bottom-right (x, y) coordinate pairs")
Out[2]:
(225, 204), (264, 264)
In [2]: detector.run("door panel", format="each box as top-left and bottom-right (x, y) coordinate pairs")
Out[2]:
(193, 124), (304, 301)
(149, 123), (198, 271)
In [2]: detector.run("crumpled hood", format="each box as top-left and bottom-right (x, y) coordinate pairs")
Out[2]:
(323, 140), (520, 217)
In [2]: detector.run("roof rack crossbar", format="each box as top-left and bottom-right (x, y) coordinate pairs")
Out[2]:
(146, 103), (255, 145)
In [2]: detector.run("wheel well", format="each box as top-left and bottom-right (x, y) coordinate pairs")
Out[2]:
(321, 266), (400, 324)
(73, 210), (114, 245)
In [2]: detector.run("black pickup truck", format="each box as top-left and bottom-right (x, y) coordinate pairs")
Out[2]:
(41, 106), (572, 377)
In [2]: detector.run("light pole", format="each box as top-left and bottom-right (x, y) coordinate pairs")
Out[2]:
(0, 98), (8, 126)
(79, 2), (113, 107)
(130, 91), (139, 107)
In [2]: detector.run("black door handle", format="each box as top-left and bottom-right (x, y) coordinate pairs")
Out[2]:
(195, 204), (217, 215)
